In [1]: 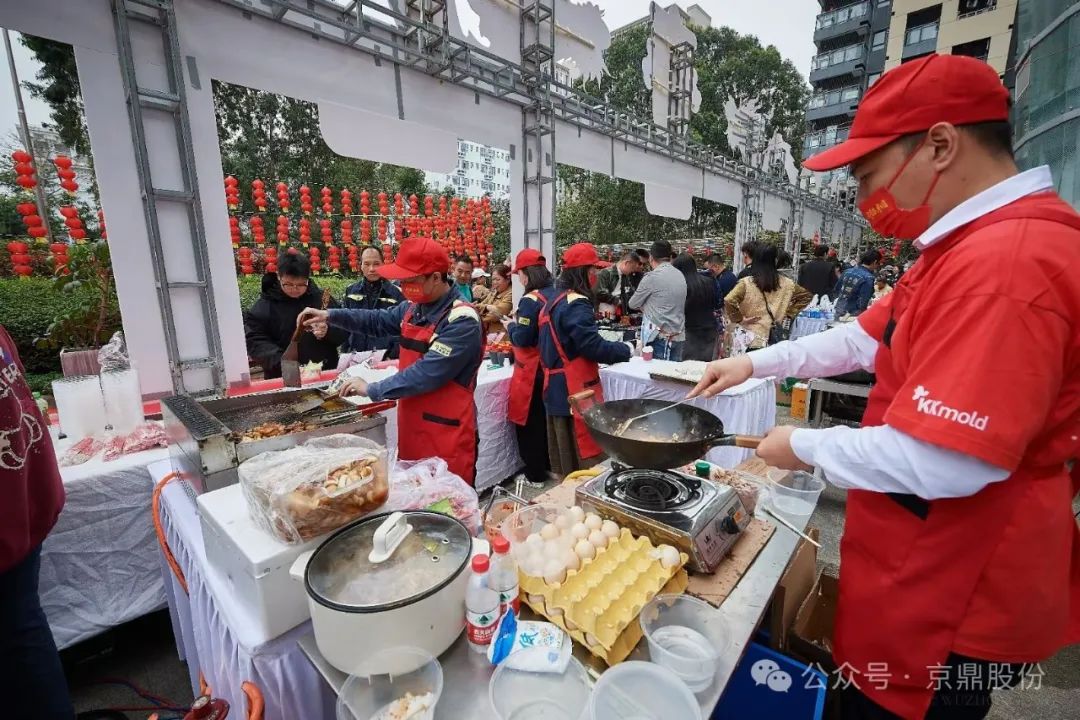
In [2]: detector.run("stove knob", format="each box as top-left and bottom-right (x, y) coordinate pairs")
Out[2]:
(721, 517), (740, 534)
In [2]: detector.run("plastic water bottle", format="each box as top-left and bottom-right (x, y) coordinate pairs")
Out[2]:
(488, 535), (520, 618)
(465, 555), (500, 654)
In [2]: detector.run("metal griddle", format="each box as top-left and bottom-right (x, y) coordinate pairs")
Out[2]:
(162, 387), (392, 493)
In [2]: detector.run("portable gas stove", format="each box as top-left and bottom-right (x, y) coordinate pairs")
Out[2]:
(576, 464), (749, 573)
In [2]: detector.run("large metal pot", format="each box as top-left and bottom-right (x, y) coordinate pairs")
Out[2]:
(290, 510), (474, 675)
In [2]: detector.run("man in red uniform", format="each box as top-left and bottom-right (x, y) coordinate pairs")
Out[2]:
(692, 54), (1080, 719)
(0, 324), (74, 719)
(299, 238), (484, 484)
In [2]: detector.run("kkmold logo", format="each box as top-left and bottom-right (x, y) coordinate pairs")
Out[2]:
(911, 385), (989, 431)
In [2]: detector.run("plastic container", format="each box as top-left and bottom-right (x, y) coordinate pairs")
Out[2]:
(52, 375), (107, 440)
(466, 555), (500, 653)
(711, 642), (826, 720)
(640, 594), (727, 693)
(488, 534), (520, 618)
(497, 503), (565, 553)
(589, 661), (700, 720)
(336, 647), (442, 720)
(489, 649), (592, 720)
(768, 471), (825, 518)
(100, 368), (144, 434)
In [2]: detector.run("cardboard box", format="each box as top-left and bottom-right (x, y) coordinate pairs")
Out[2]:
(789, 569), (839, 672)
(766, 527), (819, 651)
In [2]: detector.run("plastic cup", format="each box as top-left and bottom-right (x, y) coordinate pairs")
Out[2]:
(589, 661), (700, 720)
(336, 647), (442, 720)
(489, 650), (592, 720)
(498, 503), (566, 553)
(639, 594), (727, 693)
(768, 470), (825, 518)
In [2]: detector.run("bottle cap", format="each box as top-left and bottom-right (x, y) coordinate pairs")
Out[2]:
(491, 534), (510, 555)
(471, 554), (490, 573)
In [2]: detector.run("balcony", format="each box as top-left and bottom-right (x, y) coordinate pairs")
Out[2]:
(805, 84), (861, 122)
(804, 123), (852, 156)
(814, 1), (871, 43)
(902, 22), (939, 60)
(809, 43), (865, 83)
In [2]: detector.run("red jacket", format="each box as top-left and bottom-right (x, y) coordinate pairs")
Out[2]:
(0, 325), (64, 573)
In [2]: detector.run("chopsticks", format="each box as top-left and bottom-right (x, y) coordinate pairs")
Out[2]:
(759, 505), (821, 548)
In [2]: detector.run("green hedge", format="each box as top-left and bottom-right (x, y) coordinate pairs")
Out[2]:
(0, 277), (121, 376)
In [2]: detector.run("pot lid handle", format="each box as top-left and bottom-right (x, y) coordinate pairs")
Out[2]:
(368, 511), (412, 564)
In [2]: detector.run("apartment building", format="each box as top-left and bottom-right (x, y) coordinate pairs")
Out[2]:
(884, 1), (1017, 76)
(805, 1), (894, 186)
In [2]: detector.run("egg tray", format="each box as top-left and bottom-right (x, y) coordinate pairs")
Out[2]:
(518, 529), (689, 665)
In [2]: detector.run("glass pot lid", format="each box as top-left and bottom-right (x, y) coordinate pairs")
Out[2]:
(305, 511), (471, 612)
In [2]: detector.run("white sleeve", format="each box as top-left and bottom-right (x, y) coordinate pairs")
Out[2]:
(748, 321), (876, 379)
(789, 425), (1011, 500)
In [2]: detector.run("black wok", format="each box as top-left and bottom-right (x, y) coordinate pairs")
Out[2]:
(570, 391), (762, 469)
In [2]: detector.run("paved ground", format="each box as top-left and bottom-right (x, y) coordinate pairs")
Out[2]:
(62, 403), (1079, 718)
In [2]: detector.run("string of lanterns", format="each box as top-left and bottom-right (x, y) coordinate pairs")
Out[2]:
(224, 176), (496, 276)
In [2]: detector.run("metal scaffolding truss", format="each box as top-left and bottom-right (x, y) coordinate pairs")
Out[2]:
(216, 0), (865, 225)
(667, 40), (694, 136)
(519, 0), (556, 256)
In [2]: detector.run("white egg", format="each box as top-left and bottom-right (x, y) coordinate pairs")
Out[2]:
(574, 539), (596, 561)
(658, 544), (681, 569)
(553, 513), (572, 531)
(543, 539), (564, 559)
(543, 559), (566, 586)
(588, 529), (608, 549)
(523, 556), (545, 577)
(570, 522), (589, 540)
(525, 533), (543, 548)
(584, 513), (602, 531)
(568, 506), (585, 523)
(563, 549), (581, 572)
(601, 520), (620, 539)
(540, 523), (559, 541)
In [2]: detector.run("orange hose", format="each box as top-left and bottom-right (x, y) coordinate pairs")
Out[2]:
(242, 682), (265, 720)
(152, 471), (188, 594)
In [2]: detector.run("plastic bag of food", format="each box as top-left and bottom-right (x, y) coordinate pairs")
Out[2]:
(97, 331), (130, 372)
(102, 434), (128, 462)
(384, 457), (480, 534)
(59, 435), (106, 466)
(122, 421), (167, 454)
(239, 433), (391, 544)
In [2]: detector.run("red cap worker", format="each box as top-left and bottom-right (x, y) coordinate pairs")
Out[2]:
(300, 238), (483, 485)
(692, 55), (1080, 719)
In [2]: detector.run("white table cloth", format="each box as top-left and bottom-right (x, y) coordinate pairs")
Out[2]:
(151, 460), (336, 720)
(381, 363), (521, 492)
(39, 432), (170, 649)
(789, 315), (831, 341)
(600, 358), (776, 468)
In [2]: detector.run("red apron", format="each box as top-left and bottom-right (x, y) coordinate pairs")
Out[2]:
(507, 290), (545, 426)
(837, 203), (1080, 719)
(539, 291), (605, 460)
(396, 301), (479, 485)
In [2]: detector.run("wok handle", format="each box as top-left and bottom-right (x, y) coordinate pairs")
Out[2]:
(568, 390), (595, 415)
(712, 434), (763, 449)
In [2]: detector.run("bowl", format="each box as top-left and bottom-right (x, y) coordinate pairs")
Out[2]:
(489, 649), (592, 720)
(639, 594), (727, 692)
(767, 470), (825, 518)
(336, 647), (442, 720)
(589, 661), (700, 720)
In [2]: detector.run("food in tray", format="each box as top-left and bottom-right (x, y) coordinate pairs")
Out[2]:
(648, 360), (709, 384)
(706, 466), (762, 513)
(236, 420), (319, 442)
(276, 456), (389, 541)
(371, 691), (435, 720)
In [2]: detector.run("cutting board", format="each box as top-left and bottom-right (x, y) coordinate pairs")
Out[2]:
(536, 459), (777, 608)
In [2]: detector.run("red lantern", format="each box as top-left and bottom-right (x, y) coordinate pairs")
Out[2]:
(394, 193), (404, 216)
(11, 150), (30, 163)
(275, 182), (290, 212)
(319, 219), (332, 245)
(59, 206), (78, 219)
(16, 176), (36, 189)
(224, 176), (240, 210)
(28, 227), (47, 239)
(394, 217), (404, 242)
(13, 265), (33, 278)
(360, 218), (371, 243)
(264, 247), (278, 273)
(408, 194), (419, 216)
(12, 150), (36, 192)
(424, 195), (433, 217)
(229, 216), (241, 246)
(359, 190), (370, 216)
(438, 196), (447, 215)
(54, 157), (78, 196)
(378, 192), (388, 216)
(276, 214), (290, 245)
(252, 179), (267, 212)
(340, 189), (353, 216)
(299, 185), (313, 215)
(250, 216), (265, 246)
(340, 219), (353, 244)
(377, 218), (387, 242)
(321, 187), (333, 216)
(299, 218), (312, 247)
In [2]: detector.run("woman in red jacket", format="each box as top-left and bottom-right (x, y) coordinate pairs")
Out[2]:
(0, 324), (73, 720)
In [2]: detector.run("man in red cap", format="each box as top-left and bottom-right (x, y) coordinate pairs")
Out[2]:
(692, 54), (1080, 719)
(300, 237), (483, 484)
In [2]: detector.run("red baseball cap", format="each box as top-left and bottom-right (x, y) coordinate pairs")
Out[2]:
(511, 248), (546, 273)
(377, 237), (451, 280)
(561, 243), (611, 269)
(803, 54), (1010, 172)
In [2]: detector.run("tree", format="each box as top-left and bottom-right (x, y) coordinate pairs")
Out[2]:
(19, 35), (91, 158)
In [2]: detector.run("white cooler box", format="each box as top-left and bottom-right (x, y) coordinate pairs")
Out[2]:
(197, 484), (321, 640)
